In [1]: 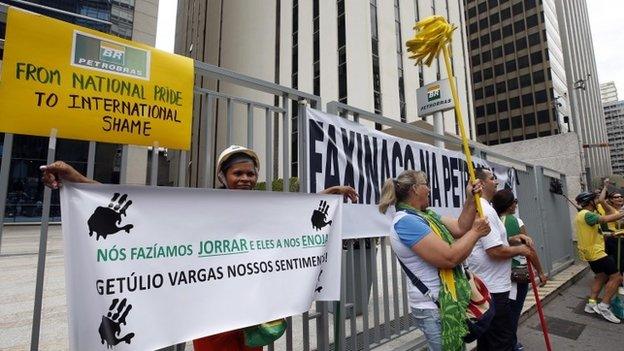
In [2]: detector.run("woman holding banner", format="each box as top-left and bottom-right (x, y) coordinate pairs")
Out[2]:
(41, 144), (357, 351)
(491, 188), (547, 351)
(378, 170), (490, 351)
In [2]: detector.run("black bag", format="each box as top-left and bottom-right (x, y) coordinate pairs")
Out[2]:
(510, 266), (530, 284)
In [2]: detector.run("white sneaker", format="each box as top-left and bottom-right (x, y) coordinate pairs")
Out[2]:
(618, 287), (624, 295)
(584, 302), (597, 314)
(593, 303), (621, 323)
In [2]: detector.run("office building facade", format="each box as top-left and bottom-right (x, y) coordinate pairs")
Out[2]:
(465, 0), (610, 178)
(175, 0), (477, 178)
(604, 100), (624, 174)
(0, 0), (158, 221)
(601, 81), (618, 104)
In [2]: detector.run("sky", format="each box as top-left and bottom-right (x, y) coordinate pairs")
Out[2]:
(154, 1), (624, 98)
(580, 1), (624, 96)
(154, 0), (178, 53)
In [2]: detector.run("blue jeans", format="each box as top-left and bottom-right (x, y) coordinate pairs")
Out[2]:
(509, 283), (529, 349)
(411, 308), (442, 351)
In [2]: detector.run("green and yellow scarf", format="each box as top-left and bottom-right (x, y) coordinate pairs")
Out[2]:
(397, 203), (471, 351)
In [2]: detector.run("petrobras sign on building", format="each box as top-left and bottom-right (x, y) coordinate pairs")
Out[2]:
(416, 78), (455, 116)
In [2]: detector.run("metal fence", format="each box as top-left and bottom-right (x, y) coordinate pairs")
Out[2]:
(0, 7), (575, 350)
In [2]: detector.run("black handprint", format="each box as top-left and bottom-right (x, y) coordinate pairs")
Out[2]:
(311, 200), (332, 231)
(88, 193), (134, 240)
(98, 298), (135, 349)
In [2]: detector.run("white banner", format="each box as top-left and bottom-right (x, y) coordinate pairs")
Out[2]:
(60, 183), (342, 351)
(306, 108), (516, 238)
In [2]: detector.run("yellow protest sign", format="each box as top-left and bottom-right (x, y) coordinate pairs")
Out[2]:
(0, 7), (194, 150)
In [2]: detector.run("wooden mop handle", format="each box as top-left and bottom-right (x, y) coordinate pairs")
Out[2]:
(441, 45), (484, 218)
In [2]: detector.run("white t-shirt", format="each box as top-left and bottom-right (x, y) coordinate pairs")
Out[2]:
(466, 198), (512, 293)
(390, 211), (439, 310)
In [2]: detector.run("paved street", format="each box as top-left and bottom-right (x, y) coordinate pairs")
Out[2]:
(517, 269), (624, 350)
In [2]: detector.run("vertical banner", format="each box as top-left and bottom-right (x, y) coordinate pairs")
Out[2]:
(305, 108), (517, 238)
(0, 7), (194, 149)
(61, 183), (341, 350)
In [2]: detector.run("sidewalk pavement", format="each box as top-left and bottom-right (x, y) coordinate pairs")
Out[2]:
(382, 262), (589, 350)
(517, 267), (624, 350)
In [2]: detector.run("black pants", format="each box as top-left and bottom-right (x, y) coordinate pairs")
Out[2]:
(477, 291), (514, 351)
(605, 237), (624, 272)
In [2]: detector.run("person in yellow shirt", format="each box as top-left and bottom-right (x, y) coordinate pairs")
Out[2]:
(575, 191), (624, 323)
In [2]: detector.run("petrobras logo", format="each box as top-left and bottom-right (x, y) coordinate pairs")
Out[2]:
(99, 41), (126, 66)
(71, 31), (150, 80)
(427, 84), (441, 102)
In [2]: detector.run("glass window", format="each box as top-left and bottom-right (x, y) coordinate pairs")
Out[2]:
(517, 55), (529, 69)
(510, 96), (520, 109)
(506, 59), (517, 72)
(500, 118), (510, 131)
(493, 46), (503, 58)
(491, 29), (502, 42)
(526, 132), (537, 139)
(478, 2), (487, 12)
(468, 7), (477, 18)
(495, 63), (505, 75)
(496, 81), (506, 93)
(498, 99), (509, 112)
(512, 115), (523, 128)
(501, 7), (511, 20)
(524, 113), (536, 126)
(470, 22), (478, 33)
(482, 50), (492, 63)
(503, 24), (513, 37)
(526, 14), (538, 28)
(535, 90), (548, 103)
(490, 12), (500, 25)
(471, 38), (480, 50)
(472, 53), (481, 66)
(473, 71), (483, 83)
(520, 73), (532, 87)
(531, 51), (543, 64)
(477, 123), (487, 135)
(512, 2), (523, 15)
(487, 102), (496, 114)
(516, 37), (527, 50)
(504, 42), (515, 55)
(528, 32), (540, 46)
(480, 17), (489, 29)
(522, 93), (534, 106)
(537, 109), (550, 123)
(485, 85), (495, 97)
(524, 0), (536, 9)
(508, 77), (519, 90)
(476, 105), (486, 117)
(474, 88), (484, 99)
(533, 69), (545, 83)
(484, 67), (493, 79)
(514, 19), (525, 32)
(481, 33), (491, 46)
(488, 120), (499, 132)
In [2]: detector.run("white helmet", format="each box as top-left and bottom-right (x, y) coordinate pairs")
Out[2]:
(216, 145), (260, 176)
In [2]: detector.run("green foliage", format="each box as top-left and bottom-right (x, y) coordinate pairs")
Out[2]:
(255, 177), (300, 192)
